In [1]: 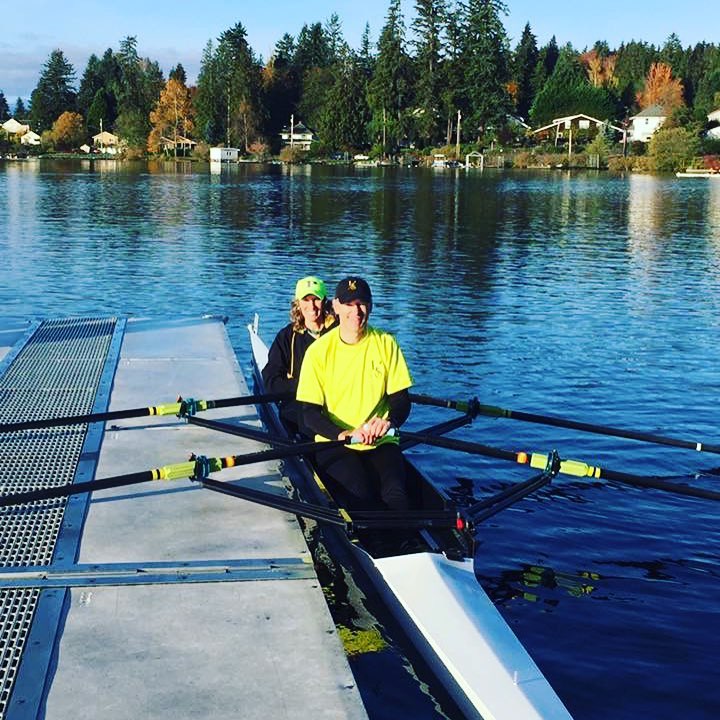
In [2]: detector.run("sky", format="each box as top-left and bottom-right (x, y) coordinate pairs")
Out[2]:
(1, 0), (716, 103)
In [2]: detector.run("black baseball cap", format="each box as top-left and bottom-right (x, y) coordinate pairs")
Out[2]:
(335, 277), (372, 304)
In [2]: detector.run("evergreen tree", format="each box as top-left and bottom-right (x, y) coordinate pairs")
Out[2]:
(295, 23), (332, 73)
(193, 41), (223, 144)
(358, 23), (374, 77)
(216, 22), (262, 150)
(29, 49), (77, 131)
(14, 98), (27, 121)
(169, 64), (187, 84)
(692, 48), (720, 119)
(530, 44), (616, 125)
(532, 36), (559, 96)
(274, 34), (296, 67)
(412, 0), (446, 144)
(615, 40), (658, 115)
(87, 89), (110, 133)
(0, 91), (9, 122)
(439, 3), (467, 145)
(463, 0), (512, 141)
(318, 53), (371, 150)
(325, 13), (349, 62)
(368, 0), (412, 154)
(512, 22), (538, 121)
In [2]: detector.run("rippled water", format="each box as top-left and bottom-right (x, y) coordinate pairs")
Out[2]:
(2, 159), (720, 719)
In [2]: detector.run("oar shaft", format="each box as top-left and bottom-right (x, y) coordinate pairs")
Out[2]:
(402, 431), (720, 501)
(0, 391), (293, 434)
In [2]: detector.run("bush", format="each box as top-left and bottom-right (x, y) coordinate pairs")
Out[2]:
(648, 127), (701, 171)
(279, 145), (307, 164)
(607, 155), (635, 172)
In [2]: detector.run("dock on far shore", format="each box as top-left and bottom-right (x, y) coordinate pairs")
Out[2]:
(0, 315), (367, 720)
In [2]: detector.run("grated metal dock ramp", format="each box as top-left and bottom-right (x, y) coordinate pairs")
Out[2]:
(0, 316), (366, 719)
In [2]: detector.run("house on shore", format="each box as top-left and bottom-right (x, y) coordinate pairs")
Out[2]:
(627, 105), (667, 143)
(160, 135), (196, 156)
(279, 120), (315, 151)
(20, 130), (41, 146)
(532, 113), (625, 153)
(707, 108), (720, 140)
(2, 118), (30, 138)
(209, 147), (240, 162)
(93, 130), (120, 155)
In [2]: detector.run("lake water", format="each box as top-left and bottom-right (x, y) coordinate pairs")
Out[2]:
(1, 159), (719, 719)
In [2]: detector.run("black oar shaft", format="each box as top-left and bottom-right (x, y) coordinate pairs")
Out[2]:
(0, 391), (293, 434)
(401, 430), (720, 501)
(410, 393), (720, 455)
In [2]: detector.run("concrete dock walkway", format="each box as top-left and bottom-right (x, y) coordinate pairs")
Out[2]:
(0, 316), (367, 720)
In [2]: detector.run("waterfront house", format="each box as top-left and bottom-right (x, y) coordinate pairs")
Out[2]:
(20, 130), (41, 146)
(2, 117), (30, 138)
(627, 105), (667, 143)
(707, 108), (720, 139)
(210, 147), (240, 162)
(279, 120), (315, 151)
(93, 130), (120, 154)
(532, 113), (625, 152)
(160, 135), (196, 156)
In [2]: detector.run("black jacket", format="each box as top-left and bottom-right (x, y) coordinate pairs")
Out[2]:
(262, 318), (337, 396)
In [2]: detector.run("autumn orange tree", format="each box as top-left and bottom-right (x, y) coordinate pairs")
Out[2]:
(49, 111), (85, 150)
(636, 62), (685, 113)
(580, 49), (617, 88)
(148, 78), (195, 155)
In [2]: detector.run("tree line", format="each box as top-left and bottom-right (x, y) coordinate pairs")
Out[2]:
(1, 0), (719, 158)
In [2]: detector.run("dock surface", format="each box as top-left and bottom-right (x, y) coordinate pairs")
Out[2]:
(0, 316), (367, 719)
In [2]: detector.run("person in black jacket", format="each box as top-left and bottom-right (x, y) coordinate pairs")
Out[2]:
(262, 276), (337, 435)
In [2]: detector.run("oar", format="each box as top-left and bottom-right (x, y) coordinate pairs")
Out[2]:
(0, 391), (293, 434)
(399, 430), (720, 501)
(0, 437), (345, 508)
(409, 393), (720, 456)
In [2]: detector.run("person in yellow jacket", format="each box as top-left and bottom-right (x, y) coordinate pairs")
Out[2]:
(296, 276), (413, 510)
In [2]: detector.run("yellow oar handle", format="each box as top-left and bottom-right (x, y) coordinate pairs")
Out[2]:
(148, 399), (211, 417)
(526, 452), (602, 479)
(152, 460), (198, 480)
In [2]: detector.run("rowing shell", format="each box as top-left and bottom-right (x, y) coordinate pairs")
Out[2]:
(248, 317), (573, 720)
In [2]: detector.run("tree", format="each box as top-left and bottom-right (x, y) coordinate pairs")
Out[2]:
(0, 91), (9, 122)
(637, 62), (685, 113)
(530, 45), (616, 125)
(512, 23), (539, 121)
(29, 49), (77, 131)
(368, 0), (412, 154)
(193, 41), (223, 144)
(216, 22), (262, 150)
(463, 0), (512, 141)
(148, 78), (195, 155)
(294, 23), (332, 74)
(87, 89), (110, 134)
(439, 3), (467, 145)
(648, 126), (700, 171)
(169, 64), (187, 84)
(412, 0), (446, 144)
(49, 111), (85, 150)
(14, 98), (27, 121)
(325, 13), (349, 62)
(614, 40), (658, 114)
(317, 53), (371, 150)
(532, 36), (559, 97)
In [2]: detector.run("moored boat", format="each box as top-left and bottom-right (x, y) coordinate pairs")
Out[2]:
(248, 317), (573, 720)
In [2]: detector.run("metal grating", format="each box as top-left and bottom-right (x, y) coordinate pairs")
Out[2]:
(0, 317), (116, 718)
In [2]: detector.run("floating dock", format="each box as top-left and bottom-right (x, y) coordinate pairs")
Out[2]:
(0, 316), (367, 719)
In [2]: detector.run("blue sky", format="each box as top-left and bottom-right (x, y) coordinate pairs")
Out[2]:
(0, 0), (714, 103)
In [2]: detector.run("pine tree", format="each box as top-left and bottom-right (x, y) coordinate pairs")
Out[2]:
(0, 91), (9, 122)
(14, 98), (27, 121)
(412, 0), (446, 144)
(193, 41), (222, 144)
(29, 49), (77, 131)
(463, 0), (511, 141)
(368, 0), (412, 154)
(439, 3), (467, 145)
(216, 22), (262, 150)
(512, 23), (538, 122)
(169, 64), (187, 84)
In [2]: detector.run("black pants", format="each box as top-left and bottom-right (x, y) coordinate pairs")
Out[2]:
(314, 442), (409, 511)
